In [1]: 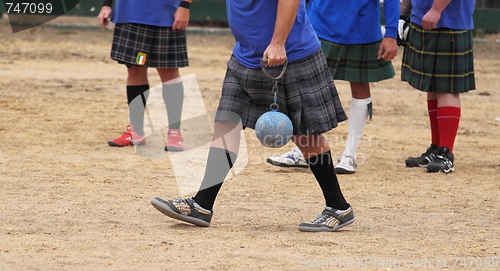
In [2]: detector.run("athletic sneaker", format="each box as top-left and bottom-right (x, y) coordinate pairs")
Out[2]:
(426, 147), (455, 173)
(165, 129), (184, 152)
(108, 124), (146, 147)
(266, 146), (308, 168)
(405, 143), (438, 167)
(298, 205), (355, 232)
(150, 197), (212, 227)
(335, 156), (357, 174)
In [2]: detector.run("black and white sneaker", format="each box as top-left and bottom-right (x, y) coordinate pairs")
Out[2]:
(405, 143), (439, 167)
(298, 205), (355, 232)
(426, 147), (455, 173)
(151, 197), (212, 227)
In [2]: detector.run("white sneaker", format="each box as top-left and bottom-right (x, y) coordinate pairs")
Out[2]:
(266, 147), (308, 168)
(335, 156), (357, 174)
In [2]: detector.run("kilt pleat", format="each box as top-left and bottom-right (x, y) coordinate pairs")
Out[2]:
(401, 23), (475, 93)
(111, 23), (188, 68)
(321, 39), (395, 82)
(215, 49), (348, 135)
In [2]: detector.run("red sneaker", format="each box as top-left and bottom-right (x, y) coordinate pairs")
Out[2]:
(108, 124), (146, 147)
(165, 129), (184, 151)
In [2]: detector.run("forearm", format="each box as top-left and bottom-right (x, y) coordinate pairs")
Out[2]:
(400, 0), (412, 19)
(270, 0), (300, 46)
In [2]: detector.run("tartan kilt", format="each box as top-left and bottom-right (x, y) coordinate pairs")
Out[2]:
(320, 39), (395, 82)
(110, 23), (189, 68)
(215, 49), (348, 135)
(401, 23), (475, 93)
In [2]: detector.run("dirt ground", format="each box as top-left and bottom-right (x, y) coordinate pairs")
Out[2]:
(0, 16), (499, 271)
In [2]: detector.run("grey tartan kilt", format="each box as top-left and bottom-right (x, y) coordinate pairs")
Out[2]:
(110, 23), (189, 68)
(215, 49), (348, 135)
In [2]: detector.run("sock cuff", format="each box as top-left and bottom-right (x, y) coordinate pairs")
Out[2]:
(127, 85), (150, 103)
(437, 106), (461, 117)
(208, 147), (238, 168)
(306, 150), (333, 166)
(162, 81), (184, 89)
(351, 96), (372, 106)
(127, 84), (150, 92)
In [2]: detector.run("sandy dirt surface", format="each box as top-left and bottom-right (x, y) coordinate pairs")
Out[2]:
(0, 16), (499, 270)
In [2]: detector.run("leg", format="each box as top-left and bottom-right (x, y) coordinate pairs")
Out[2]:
(293, 134), (348, 210)
(426, 93), (460, 173)
(436, 93), (461, 151)
(151, 120), (242, 226)
(108, 66), (149, 147)
(405, 92), (441, 167)
(127, 65), (149, 86)
(193, 120), (241, 210)
(157, 68), (185, 151)
(294, 134), (355, 232)
(127, 66), (149, 135)
(157, 68), (184, 130)
(337, 82), (371, 174)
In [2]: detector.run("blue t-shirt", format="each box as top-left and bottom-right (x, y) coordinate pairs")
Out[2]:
(411, 0), (475, 30)
(111, 0), (181, 27)
(307, 0), (399, 45)
(227, 0), (320, 68)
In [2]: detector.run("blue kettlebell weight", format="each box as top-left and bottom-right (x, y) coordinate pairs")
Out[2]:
(255, 110), (293, 148)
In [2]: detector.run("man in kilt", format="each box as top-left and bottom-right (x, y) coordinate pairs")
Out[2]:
(400, 0), (476, 173)
(151, 0), (356, 232)
(267, 0), (400, 174)
(97, 0), (190, 151)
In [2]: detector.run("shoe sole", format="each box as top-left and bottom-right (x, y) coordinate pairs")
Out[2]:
(266, 158), (308, 168)
(164, 146), (183, 152)
(427, 167), (454, 173)
(108, 141), (146, 147)
(405, 161), (428, 168)
(298, 218), (356, 232)
(150, 197), (210, 227)
(334, 167), (355, 174)
(108, 141), (129, 147)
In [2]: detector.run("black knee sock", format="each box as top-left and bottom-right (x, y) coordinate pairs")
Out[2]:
(127, 85), (149, 135)
(307, 151), (349, 210)
(162, 82), (184, 130)
(193, 147), (238, 210)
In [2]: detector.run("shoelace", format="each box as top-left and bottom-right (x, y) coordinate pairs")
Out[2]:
(168, 133), (184, 141)
(311, 213), (331, 224)
(425, 153), (436, 163)
(340, 156), (357, 167)
(435, 155), (452, 166)
(286, 154), (298, 160)
(171, 198), (193, 214)
(172, 197), (187, 204)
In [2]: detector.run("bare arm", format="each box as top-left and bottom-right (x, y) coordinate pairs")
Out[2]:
(97, 6), (112, 30)
(263, 0), (300, 67)
(422, 0), (452, 30)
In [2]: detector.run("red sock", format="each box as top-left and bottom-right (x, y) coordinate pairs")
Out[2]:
(427, 100), (439, 145)
(437, 106), (461, 152)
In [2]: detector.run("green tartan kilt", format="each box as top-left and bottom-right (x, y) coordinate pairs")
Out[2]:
(401, 23), (475, 93)
(320, 39), (395, 82)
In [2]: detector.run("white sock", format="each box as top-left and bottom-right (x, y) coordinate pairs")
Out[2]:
(342, 97), (372, 159)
